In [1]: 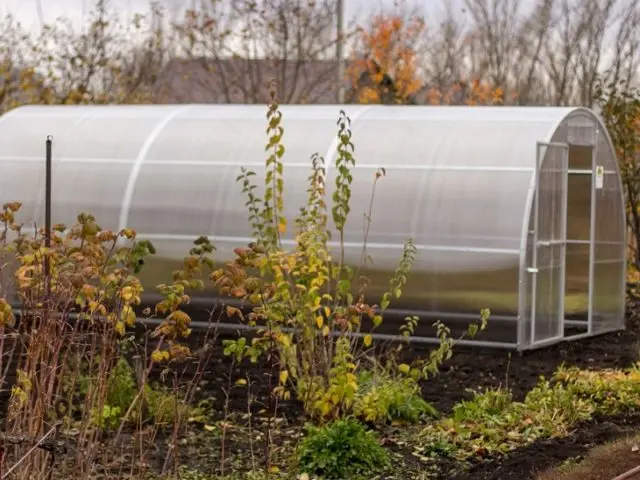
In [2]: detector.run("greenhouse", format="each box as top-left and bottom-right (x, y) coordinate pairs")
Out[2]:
(0, 104), (626, 351)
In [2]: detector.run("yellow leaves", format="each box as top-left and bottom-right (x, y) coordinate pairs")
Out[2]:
(151, 349), (170, 363)
(169, 343), (192, 360)
(230, 286), (247, 298)
(363, 334), (373, 348)
(322, 325), (330, 337)
(279, 333), (292, 348)
(16, 265), (36, 289)
(3, 201), (22, 213)
(115, 320), (125, 336)
(279, 370), (289, 385)
(0, 299), (15, 328)
(120, 305), (137, 326)
(120, 285), (135, 302)
(88, 301), (107, 316)
(278, 219), (287, 235)
(315, 316), (324, 329)
(119, 228), (136, 239)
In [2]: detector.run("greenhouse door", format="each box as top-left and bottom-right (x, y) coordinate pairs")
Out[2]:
(528, 142), (569, 348)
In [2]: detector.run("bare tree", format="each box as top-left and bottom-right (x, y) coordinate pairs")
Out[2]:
(0, 0), (173, 108)
(171, 0), (351, 104)
(408, 0), (639, 107)
(0, 14), (50, 113)
(538, 0), (639, 106)
(422, 2), (470, 94)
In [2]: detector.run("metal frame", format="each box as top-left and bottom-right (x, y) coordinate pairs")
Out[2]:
(587, 134), (597, 334)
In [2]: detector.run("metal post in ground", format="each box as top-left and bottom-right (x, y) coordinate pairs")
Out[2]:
(45, 135), (52, 300)
(336, 0), (345, 103)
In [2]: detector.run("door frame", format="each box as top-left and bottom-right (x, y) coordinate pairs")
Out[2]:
(525, 141), (569, 349)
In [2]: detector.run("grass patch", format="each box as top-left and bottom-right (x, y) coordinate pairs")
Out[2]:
(414, 362), (640, 468)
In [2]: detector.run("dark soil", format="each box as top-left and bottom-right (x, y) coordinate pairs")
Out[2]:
(453, 414), (640, 480)
(191, 315), (640, 417)
(419, 319), (640, 414)
(180, 314), (640, 479)
(3, 312), (640, 479)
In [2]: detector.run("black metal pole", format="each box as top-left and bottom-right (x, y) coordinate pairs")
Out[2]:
(45, 135), (52, 294)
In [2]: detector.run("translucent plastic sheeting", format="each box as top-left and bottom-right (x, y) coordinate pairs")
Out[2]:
(592, 129), (626, 333)
(0, 104), (627, 347)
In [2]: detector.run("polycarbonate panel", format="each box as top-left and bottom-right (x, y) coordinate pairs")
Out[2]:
(0, 116), (83, 159)
(351, 117), (555, 168)
(566, 172), (591, 241)
(145, 106), (342, 165)
(564, 242), (590, 318)
(411, 169), (532, 251)
(64, 118), (163, 160)
(338, 166), (422, 246)
(528, 143), (567, 346)
(128, 164), (220, 235)
(567, 117), (597, 146)
(145, 118), (265, 164)
(592, 132), (626, 332)
(0, 104), (626, 346)
(0, 160), (43, 223)
(46, 162), (133, 231)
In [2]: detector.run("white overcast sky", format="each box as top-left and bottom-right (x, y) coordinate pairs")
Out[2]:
(0, 0), (479, 31)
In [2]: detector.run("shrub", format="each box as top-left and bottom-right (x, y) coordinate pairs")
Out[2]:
(213, 91), (489, 424)
(0, 204), (216, 478)
(297, 418), (390, 479)
(450, 386), (514, 423)
(354, 368), (438, 424)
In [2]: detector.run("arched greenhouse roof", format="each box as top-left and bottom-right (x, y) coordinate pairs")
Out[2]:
(0, 104), (618, 264)
(0, 103), (627, 350)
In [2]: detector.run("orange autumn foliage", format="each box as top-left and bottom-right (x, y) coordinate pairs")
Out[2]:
(424, 79), (507, 106)
(347, 12), (509, 106)
(347, 14), (425, 104)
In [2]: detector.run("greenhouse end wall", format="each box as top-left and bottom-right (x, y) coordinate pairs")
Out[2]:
(518, 109), (626, 350)
(0, 104), (627, 350)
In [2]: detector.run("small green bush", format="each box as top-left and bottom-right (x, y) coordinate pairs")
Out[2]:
(354, 369), (437, 424)
(81, 355), (191, 428)
(297, 418), (390, 479)
(451, 386), (513, 423)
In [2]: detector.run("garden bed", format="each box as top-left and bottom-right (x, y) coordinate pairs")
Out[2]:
(134, 315), (640, 479)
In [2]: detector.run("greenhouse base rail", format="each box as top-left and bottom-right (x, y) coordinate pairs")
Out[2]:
(144, 318), (521, 350)
(5, 308), (621, 353)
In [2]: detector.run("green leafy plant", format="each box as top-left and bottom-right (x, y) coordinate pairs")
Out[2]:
(297, 418), (390, 479)
(354, 368), (437, 424)
(213, 90), (490, 424)
(416, 362), (640, 467)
